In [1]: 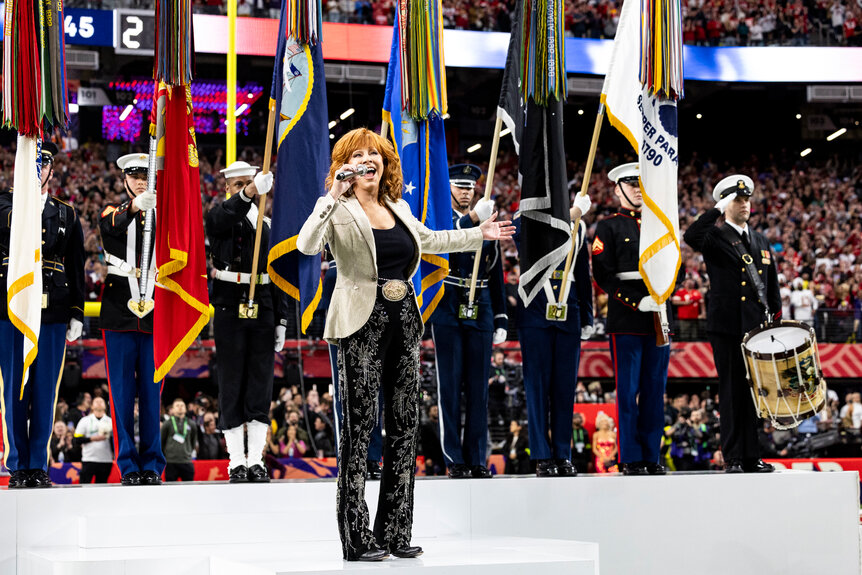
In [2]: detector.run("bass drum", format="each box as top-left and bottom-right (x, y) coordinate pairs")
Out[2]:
(740, 320), (827, 430)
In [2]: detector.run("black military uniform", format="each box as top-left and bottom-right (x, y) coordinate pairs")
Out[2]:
(206, 161), (287, 483)
(0, 141), (85, 488)
(683, 174), (781, 473)
(428, 164), (507, 479)
(99, 153), (165, 486)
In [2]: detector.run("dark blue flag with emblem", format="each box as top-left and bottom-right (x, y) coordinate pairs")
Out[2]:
(498, 0), (571, 306)
(381, 11), (451, 322)
(266, 0), (328, 333)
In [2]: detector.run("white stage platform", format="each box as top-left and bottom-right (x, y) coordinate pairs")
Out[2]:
(0, 471), (858, 575)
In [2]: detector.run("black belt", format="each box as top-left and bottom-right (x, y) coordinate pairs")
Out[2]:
(2, 257), (64, 273)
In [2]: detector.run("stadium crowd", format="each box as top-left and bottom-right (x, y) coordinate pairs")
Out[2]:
(65, 0), (862, 46)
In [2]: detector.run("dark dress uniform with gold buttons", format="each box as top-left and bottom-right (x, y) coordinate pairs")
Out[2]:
(99, 153), (165, 485)
(593, 207), (677, 471)
(0, 143), (85, 487)
(683, 177), (781, 469)
(428, 198), (506, 478)
(515, 219), (593, 476)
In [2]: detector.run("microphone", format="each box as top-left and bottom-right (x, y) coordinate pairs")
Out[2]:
(335, 165), (368, 181)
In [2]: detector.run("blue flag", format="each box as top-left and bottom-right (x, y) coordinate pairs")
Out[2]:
(381, 21), (452, 322)
(266, 3), (329, 333)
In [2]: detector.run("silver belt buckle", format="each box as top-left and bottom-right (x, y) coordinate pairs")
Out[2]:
(382, 279), (408, 302)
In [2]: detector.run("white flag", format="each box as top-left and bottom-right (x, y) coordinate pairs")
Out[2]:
(7, 135), (43, 391)
(601, 0), (681, 304)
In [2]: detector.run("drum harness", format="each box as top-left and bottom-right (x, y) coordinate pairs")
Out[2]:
(721, 226), (773, 324)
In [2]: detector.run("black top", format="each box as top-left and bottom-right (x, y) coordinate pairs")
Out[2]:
(373, 217), (414, 281)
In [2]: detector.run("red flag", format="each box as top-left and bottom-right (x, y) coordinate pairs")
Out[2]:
(153, 84), (209, 381)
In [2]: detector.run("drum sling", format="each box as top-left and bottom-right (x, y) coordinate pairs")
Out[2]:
(721, 225), (769, 320)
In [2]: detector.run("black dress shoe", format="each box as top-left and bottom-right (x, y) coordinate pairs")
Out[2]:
(229, 465), (249, 483)
(725, 459), (745, 474)
(471, 465), (492, 478)
(7, 470), (29, 489)
(346, 547), (389, 562)
(392, 546), (423, 558)
(141, 470), (162, 485)
(555, 459), (578, 477)
(622, 462), (648, 476)
(645, 462), (667, 475)
(28, 469), (52, 488)
(122, 472), (142, 486)
(248, 464), (270, 483)
(447, 464), (471, 479)
(536, 459), (559, 477)
(744, 459), (775, 473)
(367, 460), (382, 480)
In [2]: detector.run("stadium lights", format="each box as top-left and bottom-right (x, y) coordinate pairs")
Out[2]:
(800, 148), (812, 157)
(827, 128), (847, 141)
(467, 143), (482, 153)
(119, 105), (134, 122)
(247, 93), (255, 99)
(133, 99), (138, 105)
(340, 108), (355, 120)
(234, 104), (248, 117)
(69, 103), (79, 114)
(577, 109), (584, 115)
(696, 113), (702, 119)
(796, 114), (802, 119)
(330, 134), (335, 139)
(500, 127), (511, 137)
(328, 120), (337, 129)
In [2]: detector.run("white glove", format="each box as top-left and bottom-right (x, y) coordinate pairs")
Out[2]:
(638, 296), (662, 313)
(492, 328), (507, 345)
(274, 325), (286, 352)
(715, 192), (736, 214)
(580, 324), (594, 340)
(572, 194), (592, 218)
(132, 192), (156, 212)
(474, 198), (494, 222)
(254, 172), (274, 196)
(66, 318), (83, 342)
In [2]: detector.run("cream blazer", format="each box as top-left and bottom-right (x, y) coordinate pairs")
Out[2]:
(297, 194), (484, 343)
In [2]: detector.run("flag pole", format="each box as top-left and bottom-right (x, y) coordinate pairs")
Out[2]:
(464, 115), (503, 315)
(552, 102), (604, 317)
(241, 100), (277, 319)
(227, 0), (238, 166)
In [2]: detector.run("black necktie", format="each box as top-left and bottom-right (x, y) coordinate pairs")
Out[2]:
(742, 230), (751, 250)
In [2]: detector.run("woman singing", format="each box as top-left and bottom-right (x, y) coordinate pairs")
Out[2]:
(298, 128), (513, 561)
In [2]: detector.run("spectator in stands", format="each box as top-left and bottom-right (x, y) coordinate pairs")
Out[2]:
(790, 277), (818, 323)
(278, 424), (308, 457)
(504, 420), (530, 475)
(592, 413), (618, 473)
(50, 421), (81, 464)
(197, 412), (227, 460)
(488, 350), (508, 427)
(67, 392), (91, 429)
(570, 413), (591, 473)
(421, 405), (446, 476)
(758, 421), (790, 457)
(671, 277), (704, 340)
(75, 398), (114, 484)
(161, 398), (198, 482)
(279, 409), (310, 448)
(313, 417), (335, 457)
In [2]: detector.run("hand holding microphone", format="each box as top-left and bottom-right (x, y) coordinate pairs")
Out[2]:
(329, 164), (367, 200)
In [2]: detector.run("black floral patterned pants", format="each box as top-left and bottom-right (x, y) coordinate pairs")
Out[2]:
(336, 290), (422, 559)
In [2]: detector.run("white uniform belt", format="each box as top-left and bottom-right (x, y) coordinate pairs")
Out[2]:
(214, 269), (271, 285)
(444, 276), (488, 288)
(105, 254), (154, 279)
(616, 271), (642, 281)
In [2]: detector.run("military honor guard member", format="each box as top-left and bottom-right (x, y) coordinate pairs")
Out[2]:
(0, 142), (85, 488)
(429, 164), (505, 479)
(592, 162), (680, 475)
(206, 160), (286, 483)
(515, 194), (594, 477)
(683, 175), (781, 473)
(99, 153), (165, 486)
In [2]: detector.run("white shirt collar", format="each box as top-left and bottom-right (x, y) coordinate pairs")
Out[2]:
(725, 220), (749, 237)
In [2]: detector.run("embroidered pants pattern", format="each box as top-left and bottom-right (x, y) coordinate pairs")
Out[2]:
(336, 293), (422, 559)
